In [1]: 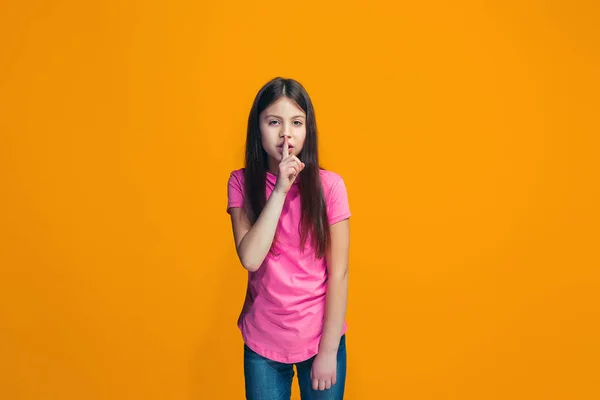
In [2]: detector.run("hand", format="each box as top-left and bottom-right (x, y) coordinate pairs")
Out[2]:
(274, 136), (305, 194)
(310, 350), (337, 391)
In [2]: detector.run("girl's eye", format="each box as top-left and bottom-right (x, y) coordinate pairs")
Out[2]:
(293, 121), (303, 126)
(268, 120), (280, 126)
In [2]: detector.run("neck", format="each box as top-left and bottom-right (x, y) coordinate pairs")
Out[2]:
(267, 157), (279, 175)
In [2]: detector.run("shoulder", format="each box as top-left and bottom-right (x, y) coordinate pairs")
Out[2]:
(320, 168), (344, 185)
(228, 168), (245, 184)
(319, 168), (346, 196)
(319, 169), (351, 220)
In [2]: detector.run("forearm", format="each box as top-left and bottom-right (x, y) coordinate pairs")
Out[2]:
(237, 189), (287, 271)
(318, 271), (348, 354)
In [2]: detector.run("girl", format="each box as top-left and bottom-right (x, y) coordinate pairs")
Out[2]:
(227, 77), (351, 400)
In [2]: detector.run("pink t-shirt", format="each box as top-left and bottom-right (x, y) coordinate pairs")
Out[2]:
(226, 168), (351, 363)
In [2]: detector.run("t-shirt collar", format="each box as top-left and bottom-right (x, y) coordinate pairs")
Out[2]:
(266, 170), (301, 186)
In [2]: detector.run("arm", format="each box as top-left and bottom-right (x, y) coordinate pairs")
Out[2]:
(320, 218), (350, 352)
(311, 217), (350, 390)
(229, 189), (287, 272)
(229, 138), (304, 272)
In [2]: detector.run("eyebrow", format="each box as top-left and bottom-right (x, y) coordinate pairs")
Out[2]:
(264, 114), (306, 119)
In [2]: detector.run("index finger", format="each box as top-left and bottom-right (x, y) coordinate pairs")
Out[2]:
(283, 136), (289, 158)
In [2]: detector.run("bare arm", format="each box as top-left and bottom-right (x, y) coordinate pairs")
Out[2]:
(229, 189), (287, 272)
(229, 137), (305, 272)
(310, 217), (350, 390)
(319, 218), (350, 353)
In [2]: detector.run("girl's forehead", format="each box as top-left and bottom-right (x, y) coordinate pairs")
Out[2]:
(263, 97), (305, 116)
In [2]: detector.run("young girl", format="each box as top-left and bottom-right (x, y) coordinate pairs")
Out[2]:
(227, 77), (351, 400)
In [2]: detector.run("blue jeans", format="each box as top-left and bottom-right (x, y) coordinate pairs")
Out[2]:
(244, 335), (347, 400)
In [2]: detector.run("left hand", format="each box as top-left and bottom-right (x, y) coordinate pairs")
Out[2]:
(310, 350), (337, 391)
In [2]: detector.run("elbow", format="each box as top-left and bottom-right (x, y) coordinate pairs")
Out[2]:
(240, 255), (261, 272)
(242, 262), (260, 272)
(236, 243), (265, 272)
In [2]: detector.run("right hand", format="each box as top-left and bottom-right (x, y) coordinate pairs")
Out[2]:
(274, 136), (305, 194)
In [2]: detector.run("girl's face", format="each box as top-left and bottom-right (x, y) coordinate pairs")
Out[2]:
(259, 97), (307, 172)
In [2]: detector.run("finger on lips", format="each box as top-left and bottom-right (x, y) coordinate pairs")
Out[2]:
(283, 136), (289, 158)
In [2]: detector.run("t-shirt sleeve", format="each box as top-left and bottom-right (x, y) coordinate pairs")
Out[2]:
(226, 172), (244, 214)
(326, 177), (351, 225)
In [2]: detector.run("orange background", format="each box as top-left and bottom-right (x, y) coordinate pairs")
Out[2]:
(1, 1), (599, 399)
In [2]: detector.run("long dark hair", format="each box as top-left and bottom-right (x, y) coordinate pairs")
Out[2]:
(243, 77), (330, 259)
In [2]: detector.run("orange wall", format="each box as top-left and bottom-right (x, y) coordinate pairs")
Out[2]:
(1, 1), (599, 399)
